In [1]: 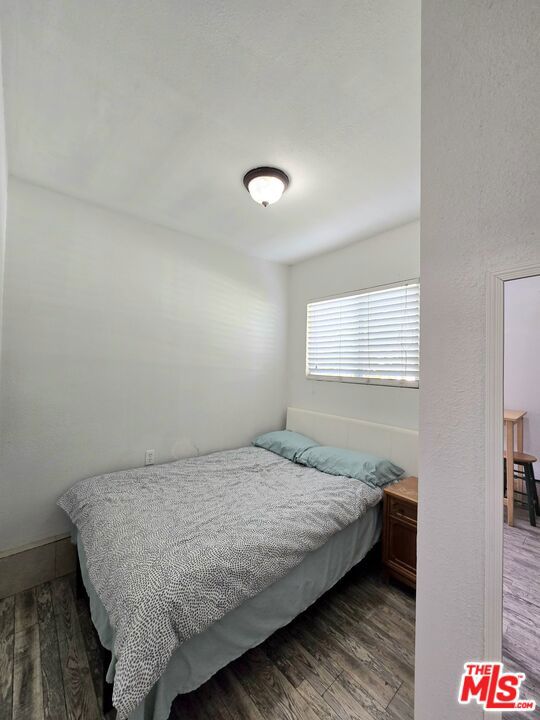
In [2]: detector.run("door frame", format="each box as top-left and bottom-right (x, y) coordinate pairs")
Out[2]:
(484, 263), (540, 718)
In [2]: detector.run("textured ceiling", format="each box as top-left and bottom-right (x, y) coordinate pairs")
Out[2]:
(0, 1), (420, 263)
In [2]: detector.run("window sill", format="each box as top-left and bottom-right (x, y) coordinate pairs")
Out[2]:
(305, 374), (419, 389)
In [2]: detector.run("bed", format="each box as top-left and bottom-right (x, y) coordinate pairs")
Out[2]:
(60, 408), (418, 720)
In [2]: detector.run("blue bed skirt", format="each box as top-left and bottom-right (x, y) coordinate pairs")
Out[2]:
(77, 504), (381, 720)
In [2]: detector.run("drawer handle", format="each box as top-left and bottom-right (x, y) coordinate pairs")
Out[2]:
(394, 506), (416, 519)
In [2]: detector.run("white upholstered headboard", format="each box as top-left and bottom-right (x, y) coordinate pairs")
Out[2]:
(286, 407), (418, 476)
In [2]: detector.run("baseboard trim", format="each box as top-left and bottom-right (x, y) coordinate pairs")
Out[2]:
(0, 535), (76, 599)
(0, 532), (71, 560)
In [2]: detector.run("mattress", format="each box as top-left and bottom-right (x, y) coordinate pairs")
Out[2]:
(78, 503), (381, 720)
(60, 446), (382, 716)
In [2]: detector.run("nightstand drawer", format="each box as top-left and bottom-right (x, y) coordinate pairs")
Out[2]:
(385, 516), (417, 575)
(388, 495), (417, 524)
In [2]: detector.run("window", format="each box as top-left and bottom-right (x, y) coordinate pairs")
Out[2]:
(306, 280), (420, 388)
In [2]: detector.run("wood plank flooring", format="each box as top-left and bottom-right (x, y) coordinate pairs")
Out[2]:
(1, 561), (415, 720)
(4, 506), (538, 720)
(503, 506), (540, 719)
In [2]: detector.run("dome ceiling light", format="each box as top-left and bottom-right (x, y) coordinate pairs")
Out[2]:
(243, 167), (290, 207)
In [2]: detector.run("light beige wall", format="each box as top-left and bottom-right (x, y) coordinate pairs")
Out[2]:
(417, 2), (540, 718)
(287, 221), (420, 430)
(504, 276), (540, 462)
(0, 178), (288, 552)
(0, 33), (7, 375)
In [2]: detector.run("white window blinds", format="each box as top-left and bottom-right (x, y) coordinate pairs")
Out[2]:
(306, 280), (420, 387)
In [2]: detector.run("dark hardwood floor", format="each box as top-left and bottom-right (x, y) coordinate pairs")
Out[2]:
(0, 561), (415, 720)
(5, 505), (538, 720)
(504, 506), (540, 719)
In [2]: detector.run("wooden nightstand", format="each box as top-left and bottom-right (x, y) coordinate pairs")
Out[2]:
(382, 476), (418, 589)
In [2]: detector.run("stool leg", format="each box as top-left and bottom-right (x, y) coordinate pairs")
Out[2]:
(524, 464), (537, 527)
(532, 465), (540, 515)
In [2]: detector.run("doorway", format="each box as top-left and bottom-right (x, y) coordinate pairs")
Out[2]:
(485, 264), (540, 720)
(502, 276), (540, 711)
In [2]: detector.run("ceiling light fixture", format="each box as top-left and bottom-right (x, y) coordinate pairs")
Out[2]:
(243, 167), (289, 207)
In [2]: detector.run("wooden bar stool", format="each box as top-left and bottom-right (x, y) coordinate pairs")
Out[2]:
(504, 451), (540, 527)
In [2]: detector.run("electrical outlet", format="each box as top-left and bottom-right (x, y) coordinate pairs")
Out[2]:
(145, 449), (155, 466)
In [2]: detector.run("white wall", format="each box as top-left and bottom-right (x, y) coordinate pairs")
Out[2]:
(287, 221), (419, 430)
(0, 178), (287, 552)
(0, 34), (7, 373)
(505, 276), (540, 462)
(417, 2), (540, 719)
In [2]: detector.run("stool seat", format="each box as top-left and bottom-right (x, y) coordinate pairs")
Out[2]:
(504, 451), (537, 465)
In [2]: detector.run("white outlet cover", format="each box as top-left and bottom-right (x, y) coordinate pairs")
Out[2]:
(145, 449), (155, 466)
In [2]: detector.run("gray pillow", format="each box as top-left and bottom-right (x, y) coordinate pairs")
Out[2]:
(253, 430), (319, 462)
(296, 445), (404, 488)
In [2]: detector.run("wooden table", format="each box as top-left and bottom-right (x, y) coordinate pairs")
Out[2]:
(504, 409), (527, 526)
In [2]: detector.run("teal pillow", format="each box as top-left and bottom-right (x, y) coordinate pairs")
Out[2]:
(296, 446), (404, 488)
(253, 430), (319, 462)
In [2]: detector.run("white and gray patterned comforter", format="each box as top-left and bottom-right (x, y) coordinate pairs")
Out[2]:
(58, 446), (382, 718)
